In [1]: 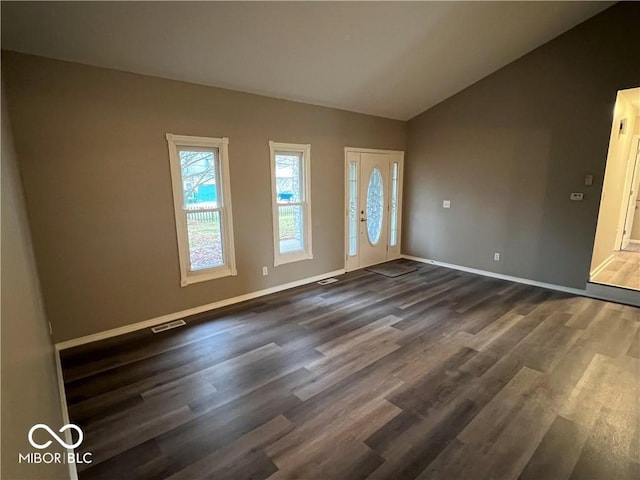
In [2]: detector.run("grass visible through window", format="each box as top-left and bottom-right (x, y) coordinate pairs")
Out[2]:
(187, 212), (223, 270)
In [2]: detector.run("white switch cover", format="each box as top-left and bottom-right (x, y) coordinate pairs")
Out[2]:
(443, 200), (451, 208)
(570, 193), (584, 201)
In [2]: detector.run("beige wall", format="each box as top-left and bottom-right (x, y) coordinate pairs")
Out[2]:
(631, 116), (640, 242)
(591, 91), (638, 269)
(1, 85), (68, 479)
(2, 52), (407, 342)
(405, 3), (640, 288)
(632, 174), (640, 242)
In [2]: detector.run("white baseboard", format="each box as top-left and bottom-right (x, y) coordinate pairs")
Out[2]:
(402, 254), (639, 307)
(402, 255), (587, 296)
(589, 254), (615, 279)
(630, 239), (640, 244)
(53, 347), (78, 480)
(55, 269), (345, 350)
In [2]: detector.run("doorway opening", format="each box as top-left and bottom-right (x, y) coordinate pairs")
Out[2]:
(590, 87), (640, 291)
(344, 147), (404, 271)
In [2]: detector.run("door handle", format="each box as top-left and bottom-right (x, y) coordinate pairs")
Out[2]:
(360, 217), (367, 222)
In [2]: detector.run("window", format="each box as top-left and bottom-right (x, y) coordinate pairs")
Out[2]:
(269, 141), (312, 266)
(389, 161), (400, 247)
(348, 160), (358, 256)
(166, 134), (237, 286)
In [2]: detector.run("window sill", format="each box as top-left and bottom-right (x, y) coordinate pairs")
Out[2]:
(180, 267), (237, 287)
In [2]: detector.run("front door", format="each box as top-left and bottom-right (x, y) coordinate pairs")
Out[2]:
(345, 148), (404, 271)
(359, 153), (390, 267)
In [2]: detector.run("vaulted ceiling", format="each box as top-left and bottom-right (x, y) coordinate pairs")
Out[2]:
(1, 1), (612, 120)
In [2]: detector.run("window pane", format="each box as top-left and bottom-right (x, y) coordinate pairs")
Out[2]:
(278, 204), (304, 253)
(348, 161), (357, 256)
(275, 152), (302, 204)
(186, 210), (224, 270)
(366, 168), (384, 245)
(179, 149), (219, 208)
(390, 162), (399, 246)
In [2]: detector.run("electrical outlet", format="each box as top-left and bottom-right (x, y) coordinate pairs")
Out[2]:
(262, 266), (268, 276)
(494, 253), (501, 261)
(443, 200), (451, 208)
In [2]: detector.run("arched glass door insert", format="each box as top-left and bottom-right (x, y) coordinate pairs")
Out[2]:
(366, 168), (384, 245)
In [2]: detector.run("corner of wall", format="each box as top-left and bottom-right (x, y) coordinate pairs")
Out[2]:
(1, 82), (71, 479)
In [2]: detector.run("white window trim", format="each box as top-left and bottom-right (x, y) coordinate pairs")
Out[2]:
(387, 155), (404, 259)
(166, 133), (237, 286)
(269, 141), (313, 266)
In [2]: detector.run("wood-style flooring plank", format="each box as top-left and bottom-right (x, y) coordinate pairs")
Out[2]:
(59, 260), (640, 480)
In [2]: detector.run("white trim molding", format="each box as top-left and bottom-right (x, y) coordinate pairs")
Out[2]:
(54, 348), (78, 480)
(56, 269), (345, 350)
(589, 254), (615, 279)
(343, 146), (405, 155)
(403, 255), (587, 296)
(387, 153), (404, 260)
(344, 150), (361, 272)
(402, 254), (639, 307)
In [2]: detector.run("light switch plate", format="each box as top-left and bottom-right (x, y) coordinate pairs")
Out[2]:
(570, 193), (584, 201)
(584, 175), (593, 186)
(443, 200), (451, 208)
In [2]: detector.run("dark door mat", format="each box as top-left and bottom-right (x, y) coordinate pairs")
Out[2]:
(366, 262), (418, 278)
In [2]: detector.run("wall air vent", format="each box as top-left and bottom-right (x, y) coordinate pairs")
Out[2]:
(151, 319), (186, 333)
(317, 278), (339, 285)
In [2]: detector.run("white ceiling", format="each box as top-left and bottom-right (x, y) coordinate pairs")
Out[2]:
(1, 1), (612, 120)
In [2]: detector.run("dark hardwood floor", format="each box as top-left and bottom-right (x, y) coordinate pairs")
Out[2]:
(60, 260), (640, 480)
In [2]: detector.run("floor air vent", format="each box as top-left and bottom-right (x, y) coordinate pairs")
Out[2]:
(151, 319), (186, 333)
(317, 278), (339, 285)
